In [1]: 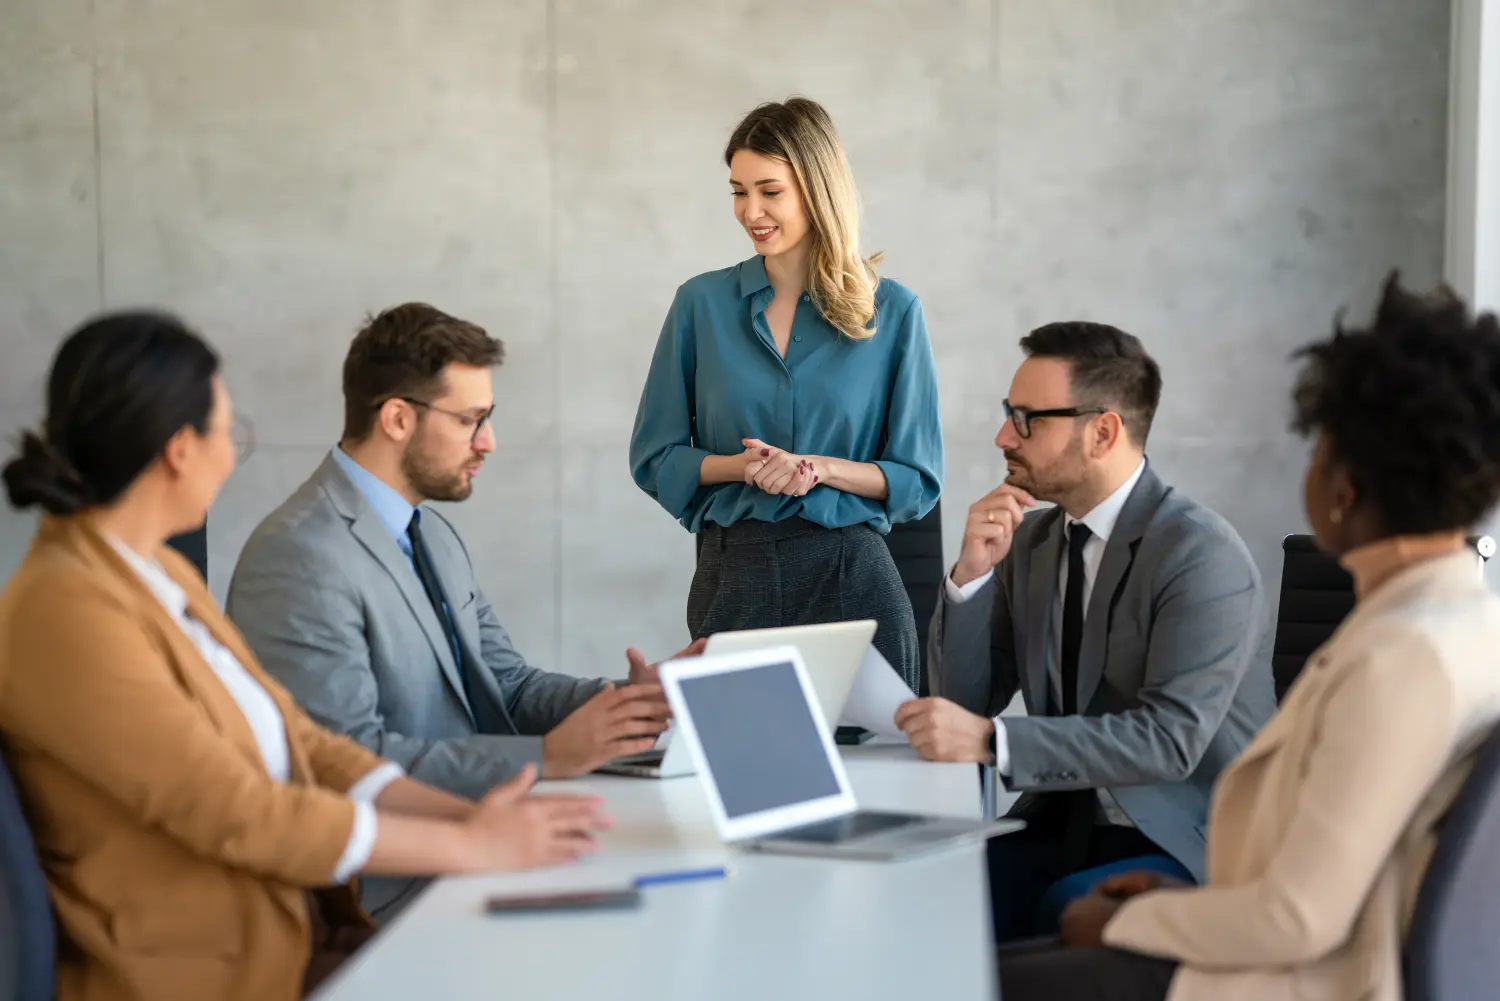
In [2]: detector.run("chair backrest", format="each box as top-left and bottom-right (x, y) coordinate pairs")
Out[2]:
(884, 500), (944, 696)
(1272, 534), (1356, 701)
(1274, 534), (1496, 701)
(0, 747), (55, 1001)
(1405, 724), (1500, 1001)
(166, 523), (208, 580)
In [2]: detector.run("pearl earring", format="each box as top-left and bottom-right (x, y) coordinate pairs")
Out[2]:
(1329, 508), (1343, 524)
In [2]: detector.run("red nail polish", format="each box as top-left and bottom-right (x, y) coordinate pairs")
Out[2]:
(761, 449), (770, 457)
(814, 475), (820, 483)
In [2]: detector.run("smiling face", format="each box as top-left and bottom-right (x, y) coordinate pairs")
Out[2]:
(729, 148), (811, 260)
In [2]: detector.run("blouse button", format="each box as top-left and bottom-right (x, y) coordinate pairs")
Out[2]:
(794, 335), (803, 343)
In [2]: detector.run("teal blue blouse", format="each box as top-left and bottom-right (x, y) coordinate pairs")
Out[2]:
(629, 256), (943, 535)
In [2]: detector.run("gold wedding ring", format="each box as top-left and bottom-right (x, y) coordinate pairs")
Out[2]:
(986, 511), (994, 524)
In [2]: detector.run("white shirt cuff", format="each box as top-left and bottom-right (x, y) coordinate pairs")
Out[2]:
(347, 762), (404, 803)
(992, 717), (1011, 775)
(332, 800), (378, 884)
(945, 566), (995, 604)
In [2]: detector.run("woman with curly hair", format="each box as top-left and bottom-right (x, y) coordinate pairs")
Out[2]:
(998, 274), (1500, 1001)
(629, 97), (943, 692)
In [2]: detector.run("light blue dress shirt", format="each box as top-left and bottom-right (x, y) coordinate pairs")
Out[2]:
(330, 446), (469, 668)
(629, 256), (943, 535)
(331, 446), (417, 564)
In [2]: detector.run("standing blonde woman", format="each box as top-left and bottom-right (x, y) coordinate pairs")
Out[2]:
(630, 98), (943, 691)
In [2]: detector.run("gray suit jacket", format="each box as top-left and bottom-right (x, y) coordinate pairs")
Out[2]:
(928, 463), (1274, 881)
(226, 455), (604, 915)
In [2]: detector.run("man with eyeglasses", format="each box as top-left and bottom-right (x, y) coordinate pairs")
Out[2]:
(894, 322), (1274, 947)
(227, 303), (697, 920)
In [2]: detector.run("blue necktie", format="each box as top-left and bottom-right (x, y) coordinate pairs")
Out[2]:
(406, 510), (483, 722)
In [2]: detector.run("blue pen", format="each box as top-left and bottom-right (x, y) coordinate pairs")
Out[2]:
(632, 866), (729, 889)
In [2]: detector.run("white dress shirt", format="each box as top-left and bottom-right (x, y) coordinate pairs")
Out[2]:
(111, 538), (403, 881)
(945, 460), (1146, 826)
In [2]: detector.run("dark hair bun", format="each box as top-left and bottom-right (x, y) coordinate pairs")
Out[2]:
(2, 431), (95, 515)
(3, 310), (219, 518)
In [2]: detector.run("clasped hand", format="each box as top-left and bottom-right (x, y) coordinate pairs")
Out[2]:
(1059, 872), (1191, 947)
(740, 437), (818, 496)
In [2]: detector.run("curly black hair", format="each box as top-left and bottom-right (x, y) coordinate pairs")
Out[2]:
(1291, 271), (1500, 535)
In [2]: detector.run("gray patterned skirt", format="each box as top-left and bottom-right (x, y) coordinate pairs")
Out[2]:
(688, 517), (921, 692)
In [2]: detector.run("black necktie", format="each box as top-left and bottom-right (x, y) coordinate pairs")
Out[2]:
(406, 511), (483, 720)
(1059, 521), (1096, 870)
(1060, 522), (1093, 715)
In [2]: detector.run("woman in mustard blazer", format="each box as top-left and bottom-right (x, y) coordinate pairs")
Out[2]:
(0, 312), (610, 1001)
(998, 275), (1500, 1001)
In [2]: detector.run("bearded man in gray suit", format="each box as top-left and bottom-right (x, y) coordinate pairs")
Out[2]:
(228, 303), (693, 919)
(895, 322), (1274, 943)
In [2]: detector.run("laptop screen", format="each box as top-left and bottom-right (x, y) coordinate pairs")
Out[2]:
(675, 659), (842, 819)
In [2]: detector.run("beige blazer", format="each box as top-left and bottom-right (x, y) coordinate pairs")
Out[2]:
(0, 516), (386, 1001)
(1103, 548), (1500, 1001)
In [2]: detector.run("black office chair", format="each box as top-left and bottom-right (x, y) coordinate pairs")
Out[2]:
(1272, 535), (1355, 701)
(0, 746), (55, 1001)
(1273, 534), (1495, 701)
(1405, 723), (1500, 1001)
(884, 499), (944, 696)
(166, 523), (208, 580)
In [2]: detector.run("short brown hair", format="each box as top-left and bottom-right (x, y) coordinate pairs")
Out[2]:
(341, 303), (504, 442)
(1019, 321), (1163, 446)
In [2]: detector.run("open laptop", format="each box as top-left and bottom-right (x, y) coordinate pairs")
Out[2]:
(704, 620), (875, 729)
(660, 646), (1020, 860)
(596, 620), (876, 779)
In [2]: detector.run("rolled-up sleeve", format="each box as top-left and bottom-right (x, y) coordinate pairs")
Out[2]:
(630, 286), (710, 521)
(330, 801), (378, 884)
(347, 762), (404, 803)
(332, 765), (406, 883)
(872, 297), (943, 524)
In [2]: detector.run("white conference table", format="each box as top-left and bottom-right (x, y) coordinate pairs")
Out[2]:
(314, 744), (1007, 1001)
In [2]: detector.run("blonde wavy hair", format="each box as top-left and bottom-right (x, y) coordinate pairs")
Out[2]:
(725, 98), (882, 341)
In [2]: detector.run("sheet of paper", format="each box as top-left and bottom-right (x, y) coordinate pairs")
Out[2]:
(836, 645), (916, 738)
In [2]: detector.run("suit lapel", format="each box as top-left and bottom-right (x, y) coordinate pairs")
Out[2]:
(177, 584), (319, 784)
(156, 610), (268, 770)
(319, 457), (477, 723)
(355, 510), (475, 722)
(68, 522), (269, 773)
(419, 521), (517, 734)
(1077, 465), (1167, 712)
(1023, 510), (1064, 714)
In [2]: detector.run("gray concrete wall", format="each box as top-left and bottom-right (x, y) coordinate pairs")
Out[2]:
(1, 0), (1451, 676)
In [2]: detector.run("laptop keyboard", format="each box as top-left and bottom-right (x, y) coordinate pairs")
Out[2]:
(779, 811), (922, 843)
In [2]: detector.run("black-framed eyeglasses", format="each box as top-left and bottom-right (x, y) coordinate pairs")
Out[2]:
(1002, 399), (1108, 439)
(399, 397), (495, 443)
